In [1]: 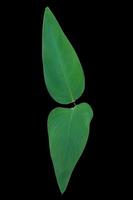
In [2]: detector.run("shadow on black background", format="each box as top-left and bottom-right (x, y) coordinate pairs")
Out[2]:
(2, 0), (125, 199)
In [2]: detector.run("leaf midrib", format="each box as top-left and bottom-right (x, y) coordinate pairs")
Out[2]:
(47, 23), (75, 103)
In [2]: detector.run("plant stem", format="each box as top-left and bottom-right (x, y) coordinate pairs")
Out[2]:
(73, 101), (76, 106)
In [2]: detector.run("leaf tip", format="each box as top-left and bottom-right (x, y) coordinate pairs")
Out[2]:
(45, 7), (52, 16)
(45, 6), (50, 11)
(59, 183), (67, 195)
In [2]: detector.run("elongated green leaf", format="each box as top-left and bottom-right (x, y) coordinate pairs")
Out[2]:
(48, 103), (93, 193)
(42, 7), (85, 104)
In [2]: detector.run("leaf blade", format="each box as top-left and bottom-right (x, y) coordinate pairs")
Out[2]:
(42, 7), (85, 104)
(48, 103), (93, 193)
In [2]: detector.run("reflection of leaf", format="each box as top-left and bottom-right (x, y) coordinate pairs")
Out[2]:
(42, 7), (85, 104)
(48, 103), (93, 193)
(42, 7), (94, 194)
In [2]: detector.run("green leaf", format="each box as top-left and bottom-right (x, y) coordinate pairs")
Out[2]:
(42, 7), (85, 104)
(48, 103), (93, 193)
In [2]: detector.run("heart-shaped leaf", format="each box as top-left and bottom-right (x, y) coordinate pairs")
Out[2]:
(42, 7), (85, 104)
(48, 103), (93, 193)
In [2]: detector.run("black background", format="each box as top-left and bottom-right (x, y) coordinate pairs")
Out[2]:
(2, 0), (127, 199)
